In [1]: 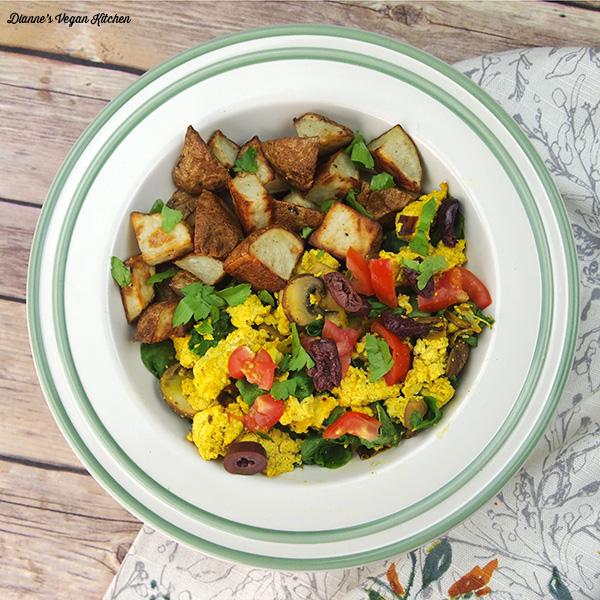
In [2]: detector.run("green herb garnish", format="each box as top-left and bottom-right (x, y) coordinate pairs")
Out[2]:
(233, 146), (258, 174)
(361, 403), (403, 448)
(346, 189), (373, 218)
(409, 198), (437, 256)
(320, 198), (335, 213)
(172, 282), (225, 326)
(402, 256), (447, 290)
(146, 267), (178, 286)
(149, 199), (164, 214)
(345, 132), (375, 169)
(305, 319), (324, 336)
(300, 226), (314, 239)
(257, 290), (276, 307)
(365, 333), (393, 382)
(410, 396), (443, 431)
(217, 283), (251, 306)
(140, 340), (176, 378)
(323, 406), (346, 427)
(188, 312), (233, 357)
(465, 334), (479, 347)
(382, 229), (408, 252)
(288, 323), (315, 371)
(235, 379), (265, 406)
(160, 203), (182, 233)
(370, 172), (395, 191)
(300, 436), (353, 469)
(110, 256), (131, 288)
(270, 372), (313, 401)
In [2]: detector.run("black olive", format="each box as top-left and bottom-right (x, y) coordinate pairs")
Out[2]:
(223, 441), (267, 475)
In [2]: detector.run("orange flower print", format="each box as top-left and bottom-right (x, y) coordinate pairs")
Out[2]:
(386, 562), (405, 596)
(447, 558), (498, 598)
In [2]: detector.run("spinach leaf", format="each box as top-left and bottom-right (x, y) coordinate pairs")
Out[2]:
(140, 340), (176, 378)
(320, 198), (335, 213)
(188, 312), (233, 357)
(305, 319), (324, 336)
(301, 436), (353, 469)
(146, 267), (178, 286)
(362, 403), (402, 448)
(410, 396), (443, 431)
(383, 229), (408, 253)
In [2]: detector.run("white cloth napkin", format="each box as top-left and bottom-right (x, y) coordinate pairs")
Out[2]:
(104, 47), (600, 600)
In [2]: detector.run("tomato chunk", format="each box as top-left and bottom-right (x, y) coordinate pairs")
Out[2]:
(243, 394), (285, 432)
(369, 258), (397, 308)
(457, 267), (492, 309)
(228, 346), (255, 379)
(322, 319), (360, 376)
(323, 411), (381, 442)
(372, 322), (412, 385)
(417, 268), (469, 312)
(228, 347), (276, 390)
(346, 247), (374, 295)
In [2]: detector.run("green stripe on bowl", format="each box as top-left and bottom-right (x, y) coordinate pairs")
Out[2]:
(28, 25), (578, 569)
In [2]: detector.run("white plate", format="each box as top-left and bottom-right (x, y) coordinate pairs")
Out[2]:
(28, 25), (578, 569)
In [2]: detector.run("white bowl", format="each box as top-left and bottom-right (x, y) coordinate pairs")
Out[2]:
(28, 25), (578, 569)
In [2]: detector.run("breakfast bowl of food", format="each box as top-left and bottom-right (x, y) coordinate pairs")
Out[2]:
(28, 25), (577, 568)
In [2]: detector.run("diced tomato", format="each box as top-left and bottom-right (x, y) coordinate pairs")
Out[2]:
(457, 267), (492, 310)
(243, 394), (285, 432)
(322, 319), (360, 376)
(227, 346), (255, 379)
(228, 347), (276, 390)
(369, 258), (397, 308)
(417, 268), (469, 312)
(323, 411), (381, 442)
(372, 322), (412, 385)
(346, 247), (374, 295)
(242, 349), (276, 390)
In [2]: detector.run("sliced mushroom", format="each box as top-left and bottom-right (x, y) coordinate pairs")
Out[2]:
(159, 363), (196, 418)
(446, 340), (470, 378)
(404, 397), (427, 430)
(281, 275), (325, 326)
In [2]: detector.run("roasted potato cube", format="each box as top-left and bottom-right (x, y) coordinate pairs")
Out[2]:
(194, 190), (243, 258)
(174, 253), (225, 285)
(169, 270), (199, 297)
(367, 125), (423, 193)
(363, 187), (416, 225)
(131, 212), (193, 266)
(305, 150), (360, 205)
(172, 125), (230, 194)
(261, 137), (319, 192)
(120, 255), (155, 323)
(293, 112), (353, 156)
(134, 300), (186, 343)
(238, 137), (288, 194)
(208, 129), (239, 170)
(271, 200), (324, 233)
(228, 173), (273, 234)
(224, 226), (304, 291)
(167, 190), (198, 228)
(283, 190), (320, 210)
(309, 202), (382, 259)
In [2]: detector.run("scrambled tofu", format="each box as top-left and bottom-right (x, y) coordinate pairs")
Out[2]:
(295, 249), (340, 276)
(239, 429), (301, 477)
(279, 394), (338, 433)
(333, 366), (402, 407)
(190, 403), (244, 460)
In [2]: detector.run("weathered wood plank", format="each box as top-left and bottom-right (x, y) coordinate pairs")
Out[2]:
(0, 201), (38, 299)
(0, 460), (139, 598)
(0, 50), (137, 101)
(0, 299), (85, 467)
(1, 0), (599, 72)
(0, 81), (107, 204)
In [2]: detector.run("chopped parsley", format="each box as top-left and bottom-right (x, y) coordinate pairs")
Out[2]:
(270, 372), (313, 400)
(408, 198), (437, 256)
(300, 226), (314, 239)
(402, 256), (447, 290)
(172, 282), (225, 326)
(149, 199), (164, 214)
(236, 379), (265, 406)
(345, 132), (375, 169)
(345, 189), (373, 218)
(370, 172), (395, 191)
(110, 256), (131, 288)
(233, 146), (258, 174)
(146, 267), (177, 286)
(160, 203), (182, 233)
(365, 333), (393, 382)
(257, 290), (276, 307)
(287, 323), (315, 371)
(216, 283), (252, 306)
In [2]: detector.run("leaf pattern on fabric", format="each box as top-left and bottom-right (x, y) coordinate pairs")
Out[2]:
(104, 47), (600, 600)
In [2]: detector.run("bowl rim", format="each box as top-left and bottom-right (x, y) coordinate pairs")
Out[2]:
(27, 24), (578, 569)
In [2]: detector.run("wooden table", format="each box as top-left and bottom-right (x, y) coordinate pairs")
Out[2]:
(1, 1), (599, 596)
